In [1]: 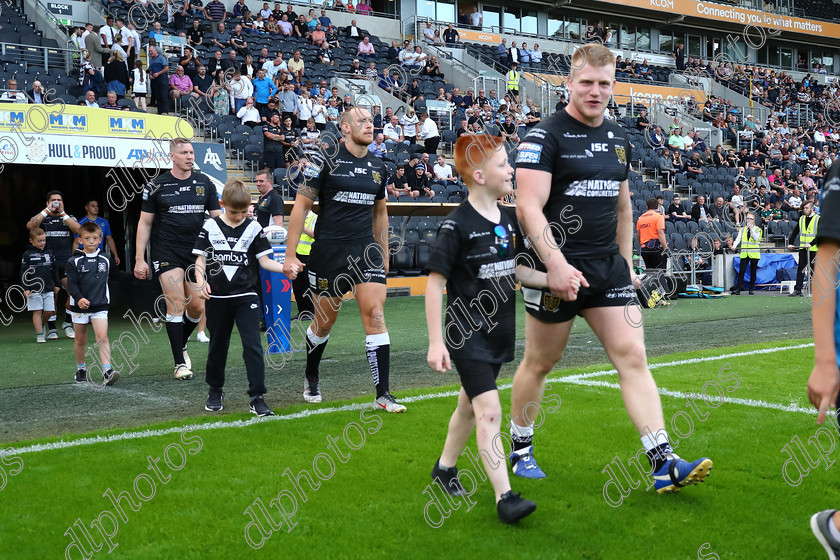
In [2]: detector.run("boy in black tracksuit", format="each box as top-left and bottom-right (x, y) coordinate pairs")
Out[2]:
(66, 222), (119, 386)
(193, 180), (288, 417)
(21, 227), (60, 343)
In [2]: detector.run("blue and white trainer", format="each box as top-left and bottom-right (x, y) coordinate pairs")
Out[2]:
(653, 454), (713, 493)
(510, 446), (547, 479)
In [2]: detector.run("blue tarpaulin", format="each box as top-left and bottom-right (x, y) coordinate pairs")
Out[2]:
(733, 253), (798, 287)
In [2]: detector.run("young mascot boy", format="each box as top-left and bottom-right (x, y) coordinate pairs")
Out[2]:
(67, 222), (119, 386)
(425, 134), (547, 524)
(806, 162), (840, 557)
(193, 179), (285, 416)
(21, 227), (60, 343)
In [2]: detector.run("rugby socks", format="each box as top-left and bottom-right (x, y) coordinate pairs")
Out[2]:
(305, 326), (329, 383)
(365, 332), (390, 398)
(182, 311), (201, 345)
(510, 423), (534, 466)
(165, 314), (186, 365)
(76, 363), (85, 371)
(641, 430), (674, 472)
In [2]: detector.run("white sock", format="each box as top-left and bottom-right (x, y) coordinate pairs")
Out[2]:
(641, 429), (671, 452)
(829, 515), (840, 542)
(510, 422), (534, 439)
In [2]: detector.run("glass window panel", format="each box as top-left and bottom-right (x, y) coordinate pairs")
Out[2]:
(502, 8), (520, 33)
(780, 48), (792, 69)
(637, 27), (650, 50)
(437, 0), (454, 24)
(619, 23), (634, 48)
(567, 17), (580, 40)
(768, 46), (780, 67)
(484, 6), (500, 32)
(548, 16), (562, 38)
(521, 11), (537, 35)
(688, 35), (702, 57)
(416, 0), (435, 19)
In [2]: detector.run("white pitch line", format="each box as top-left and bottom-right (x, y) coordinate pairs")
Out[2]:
(557, 342), (814, 381)
(557, 377), (816, 415)
(9, 344), (815, 456)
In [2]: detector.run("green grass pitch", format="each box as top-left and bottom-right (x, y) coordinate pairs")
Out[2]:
(0, 294), (836, 559)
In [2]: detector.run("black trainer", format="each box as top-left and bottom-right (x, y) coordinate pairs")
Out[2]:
(748, 290), (755, 295)
(103, 369), (120, 386)
(205, 388), (224, 412)
(250, 395), (275, 417)
(789, 290), (802, 297)
(497, 491), (536, 524)
(431, 459), (466, 496)
(74, 369), (87, 384)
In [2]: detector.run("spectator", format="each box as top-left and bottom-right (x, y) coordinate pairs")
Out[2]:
(212, 22), (231, 49)
(262, 111), (285, 170)
(187, 18), (205, 47)
(231, 24), (250, 56)
(519, 43), (530, 69)
(497, 39), (509, 67)
(684, 151), (704, 180)
(422, 21), (436, 44)
(229, 70), (254, 113)
(179, 46), (199, 80)
(729, 184), (745, 226)
(317, 42), (335, 66)
(443, 23), (459, 47)
(345, 19), (361, 39)
(470, 6), (482, 28)
(667, 194), (690, 222)
(368, 133), (388, 159)
(708, 196), (726, 222)
(206, 50), (224, 74)
(410, 163), (434, 198)
(81, 89), (98, 108)
(357, 36), (377, 60)
(400, 108), (419, 144)
(423, 55), (444, 80)
(418, 112), (440, 154)
(262, 52), (286, 80)
(383, 115), (406, 145)
(278, 14), (293, 36)
(204, 0), (226, 21)
(433, 154), (457, 185)
(508, 41), (520, 67)
(148, 46), (170, 114)
(168, 63), (193, 107)
(100, 90), (128, 110)
(691, 195), (711, 224)
(635, 109), (649, 130)
(27, 81), (47, 104)
(668, 128), (685, 150)
(237, 96), (261, 126)
(530, 44), (542, 69)
(276, 82), (298, 124)
(221, 49), (239, 72)
(318, 8), (331, 28)
(658, 148), (675, 186)
(288, 50), (305, 81)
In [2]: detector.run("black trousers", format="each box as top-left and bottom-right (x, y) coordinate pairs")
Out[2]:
(424, 136), (440, 154)
(205, 294), (266, 397)
(641, 249), (666, 269)
(153, 75), (170, 114)
(795, 249), (816, 291)
(292, 252), (314, 316)
(736, 257), (759, 291)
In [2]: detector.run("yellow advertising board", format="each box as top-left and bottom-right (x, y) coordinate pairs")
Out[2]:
(531, 73), (707, 106)
(614, 0), (840, 38)
(0, 104), (194, 138)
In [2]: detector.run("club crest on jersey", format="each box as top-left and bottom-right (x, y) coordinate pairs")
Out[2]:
(543, 293), (561, 312)
(615, 146), (626, 165)
(317, 277), (328, 290)
(372, 170), (381, 184)
(196, 186), (205, 196)
(98, 262), (107, 273)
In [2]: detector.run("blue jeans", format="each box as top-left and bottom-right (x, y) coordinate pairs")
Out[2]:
(234, 98), (246, 114)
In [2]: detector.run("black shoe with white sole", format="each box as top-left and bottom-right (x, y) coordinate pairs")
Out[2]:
(74, 369), (87, 384)
(205, 388), (224, 412)
(103, 369), (120, 386)
(250, 395), (274, 416)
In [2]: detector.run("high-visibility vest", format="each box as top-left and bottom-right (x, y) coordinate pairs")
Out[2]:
(507, 71), (520, 90)
(297, 211), (317, 256)
(799, 214), (819, 251)
(740, 226), (761, 259)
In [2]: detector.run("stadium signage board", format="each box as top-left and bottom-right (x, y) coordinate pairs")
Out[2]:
(0, 106), (192, 138)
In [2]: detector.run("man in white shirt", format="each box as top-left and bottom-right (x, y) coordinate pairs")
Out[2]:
(229, 71), (254, 114)
(1, 79), (26, 103)
(469, 6), (482, 29)
(262, 54), (287, 80)
(99, 16), (116, 66)
(383, 116), (406, 145)
(433, 154), (457, 185)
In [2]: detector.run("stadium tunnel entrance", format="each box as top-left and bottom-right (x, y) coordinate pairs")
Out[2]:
(0, 163), (160, 318)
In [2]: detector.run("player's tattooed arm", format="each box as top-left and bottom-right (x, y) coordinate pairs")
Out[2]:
(297, 183), (320, 201)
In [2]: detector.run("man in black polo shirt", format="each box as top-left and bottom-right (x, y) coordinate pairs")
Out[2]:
(509, 44), (712, 493)
(255, 169), (284, 227)
(262, 112), (285, 171)
(25, 190), (81, 339)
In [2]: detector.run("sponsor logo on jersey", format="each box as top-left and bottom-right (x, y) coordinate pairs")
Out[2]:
(615, 145), (627, 165)
(516, 142), (542, 164)
(353, 167), (368, 175)
(605, 284), (635, 299)
(332, 191), (376, 205)
(563, 132), (587, 138)
(564, 180), (621, 197)
(590, 143), (608, 152)
(477, 259), (515, 280)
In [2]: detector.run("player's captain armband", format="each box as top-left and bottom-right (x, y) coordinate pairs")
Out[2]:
(516, 142), (543, 164)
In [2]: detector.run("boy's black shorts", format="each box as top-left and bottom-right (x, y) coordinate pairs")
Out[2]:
(453, 359), (502, 401)
(307, 237), (386, 298)
(521, 253), (636, 323)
